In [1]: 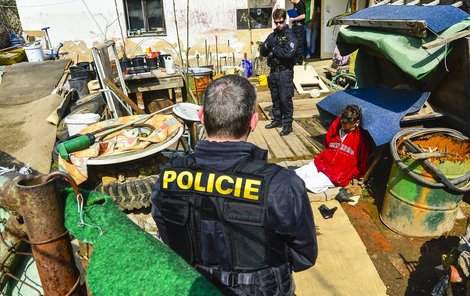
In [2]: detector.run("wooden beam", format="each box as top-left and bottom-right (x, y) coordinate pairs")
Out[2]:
(423, 0), (439, 5)
(422, 29), (470, 49)
(103, 79), (145, 115)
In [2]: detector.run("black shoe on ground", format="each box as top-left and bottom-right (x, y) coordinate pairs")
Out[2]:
(279, 125), (292, 136)
(265, 121), (282, 129)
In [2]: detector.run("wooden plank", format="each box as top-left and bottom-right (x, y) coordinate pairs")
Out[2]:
(293, 200), (387, 295)
(248, 127), (269, 153)
(422, 29), (470, 49)
(260, 125), (293, 159)
(103, 78), (145, 114)
(259, 99), (321, 120)
(127, 76), (184, 93)
(283, 132), (313, 159)
(292, 121), (324, 154)
(293, 65), (330, 94)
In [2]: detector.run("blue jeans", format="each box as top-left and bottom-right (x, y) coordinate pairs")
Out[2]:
(303, 23), (313, 57)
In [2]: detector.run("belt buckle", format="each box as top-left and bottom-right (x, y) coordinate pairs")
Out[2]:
(228, 272), (238, 287)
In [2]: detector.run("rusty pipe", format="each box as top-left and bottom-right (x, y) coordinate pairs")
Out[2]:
(14, 172), (82, 296)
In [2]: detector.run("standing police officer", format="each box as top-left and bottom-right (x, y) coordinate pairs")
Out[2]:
(151, 75), (317, 295)
(260, 8), (297, 136)
(290, 0), (306, 65)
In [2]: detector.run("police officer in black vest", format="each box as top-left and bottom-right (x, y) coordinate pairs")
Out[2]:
(260, 8), (297, 136)
(151, 75), (317, 295)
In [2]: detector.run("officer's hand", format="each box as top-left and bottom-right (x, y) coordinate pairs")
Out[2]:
(264, 35), (276, 50)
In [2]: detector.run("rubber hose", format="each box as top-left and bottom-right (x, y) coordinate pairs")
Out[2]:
(390, 127), (470, 193)
(391, 128), (470, 187)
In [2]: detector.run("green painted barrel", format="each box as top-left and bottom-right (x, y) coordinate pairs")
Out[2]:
(380, 135), (470, 237)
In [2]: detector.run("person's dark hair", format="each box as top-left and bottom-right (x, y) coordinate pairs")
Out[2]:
(272, 8), (286, 20)
(203, 75), (256, 139)
(340, 104), (362, 124)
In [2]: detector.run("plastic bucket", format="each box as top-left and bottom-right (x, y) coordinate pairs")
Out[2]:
(380, 131), (470, 237)
(64, 113), (100, 136)
(259, 74), (268, 86)
(23, 42), (45, 62)
(69, 77), (90, 98)
(69, 66), (90, 80)
(185, 67), (212, 103)
(146, 57), (158, 69)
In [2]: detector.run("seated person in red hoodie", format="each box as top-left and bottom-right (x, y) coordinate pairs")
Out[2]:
(296, 104), (372, 193)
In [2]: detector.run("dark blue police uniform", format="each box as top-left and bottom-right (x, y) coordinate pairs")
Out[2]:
(260, 26), (297, 132)
(151, 140), (317, 295)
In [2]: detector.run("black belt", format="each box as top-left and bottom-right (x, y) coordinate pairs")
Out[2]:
(196, 265), (255, 287)
(271, 67), (292, 73)
(196, 263), (290, 287)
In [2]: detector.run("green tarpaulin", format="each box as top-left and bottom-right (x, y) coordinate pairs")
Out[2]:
(336, 19), (470, 80)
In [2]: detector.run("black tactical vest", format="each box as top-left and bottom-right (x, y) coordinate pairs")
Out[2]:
(157, 155), (288, 273)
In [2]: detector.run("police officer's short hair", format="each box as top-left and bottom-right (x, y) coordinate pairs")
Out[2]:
(203, 75), (256, 139)
(340, 104), (362, 124)
(273, 8), (286, 20)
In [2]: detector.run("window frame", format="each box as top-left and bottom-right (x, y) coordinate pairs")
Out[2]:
(123, 0), (167, 37)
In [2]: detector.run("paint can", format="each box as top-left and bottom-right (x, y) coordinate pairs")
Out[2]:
(258, 74), (268, 86)
(64, 113), (100, 136)
(23, 41), (45, 62)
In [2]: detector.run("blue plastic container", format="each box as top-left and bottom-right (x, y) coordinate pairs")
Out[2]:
(10, 33), (22, 47)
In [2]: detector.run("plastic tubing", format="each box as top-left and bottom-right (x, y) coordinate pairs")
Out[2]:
(390, 128), (470, 193)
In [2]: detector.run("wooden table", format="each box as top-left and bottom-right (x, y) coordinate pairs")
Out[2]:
(124, 70), (185, 103)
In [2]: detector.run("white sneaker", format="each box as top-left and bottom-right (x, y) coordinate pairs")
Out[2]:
(305, 55), (311, 59)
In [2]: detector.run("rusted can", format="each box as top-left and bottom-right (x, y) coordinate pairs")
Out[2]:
(381, 131), (470, 237)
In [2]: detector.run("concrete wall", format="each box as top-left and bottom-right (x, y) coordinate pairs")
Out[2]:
(16, 0), (283, 66)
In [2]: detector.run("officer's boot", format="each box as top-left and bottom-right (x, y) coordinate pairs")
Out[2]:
(279, 124), (292, 136)
(265, 121), (282, 129)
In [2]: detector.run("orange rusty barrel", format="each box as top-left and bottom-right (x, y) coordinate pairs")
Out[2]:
(185, 67), (212, 103)
(380, 128), (470, 237)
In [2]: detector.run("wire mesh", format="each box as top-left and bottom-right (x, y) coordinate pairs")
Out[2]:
(0, 0), (22, 49)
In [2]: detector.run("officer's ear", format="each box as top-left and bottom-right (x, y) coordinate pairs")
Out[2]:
(198, 107), (204, 124)
(249, 112), (259, 132)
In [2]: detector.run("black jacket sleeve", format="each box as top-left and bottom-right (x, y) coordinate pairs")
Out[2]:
(260, 32), (276, 57)
(267, 169), (318, 272)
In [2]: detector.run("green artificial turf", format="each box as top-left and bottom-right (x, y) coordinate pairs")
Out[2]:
(63, 188), (221, 296)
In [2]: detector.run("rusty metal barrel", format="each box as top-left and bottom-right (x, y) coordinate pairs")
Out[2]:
(380, 128), (470, 237)
(16, 173), (82, 295)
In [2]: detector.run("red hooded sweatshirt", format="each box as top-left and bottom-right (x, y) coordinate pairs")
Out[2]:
(314, 116), (372, 187)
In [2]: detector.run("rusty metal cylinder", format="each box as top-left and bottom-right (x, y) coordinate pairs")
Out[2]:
(381, 129), (470, 237)
(16, 174), (81, 295)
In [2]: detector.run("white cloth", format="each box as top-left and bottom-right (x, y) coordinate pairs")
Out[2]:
(295, 160), (334, 193)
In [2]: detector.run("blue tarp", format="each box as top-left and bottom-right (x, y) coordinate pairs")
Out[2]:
(316, 87), (430, 146)
(343, 5), (469, 33)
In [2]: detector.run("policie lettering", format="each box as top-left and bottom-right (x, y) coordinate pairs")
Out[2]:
(161, 169), (263, 202)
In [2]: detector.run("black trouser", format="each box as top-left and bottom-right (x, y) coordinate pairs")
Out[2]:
(268, 69), (294, 126)
(292, 22), (304, 65)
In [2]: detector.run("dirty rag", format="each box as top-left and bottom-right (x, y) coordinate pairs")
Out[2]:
(59, 114), (182, 184)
